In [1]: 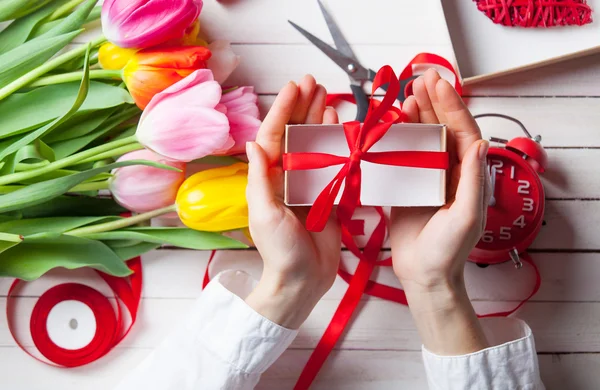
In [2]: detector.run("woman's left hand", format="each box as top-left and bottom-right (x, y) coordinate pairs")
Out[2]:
(245, 75), (341, 329)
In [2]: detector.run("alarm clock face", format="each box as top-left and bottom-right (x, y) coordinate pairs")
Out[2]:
(469, 147), (545, 264)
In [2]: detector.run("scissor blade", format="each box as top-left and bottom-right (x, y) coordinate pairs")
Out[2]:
(317, 0), (358, 61)
(288, 20), (369, 82)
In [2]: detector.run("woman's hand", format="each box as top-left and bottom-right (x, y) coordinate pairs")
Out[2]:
(391, 69), (491, 354)
(244, 76), (342, 329)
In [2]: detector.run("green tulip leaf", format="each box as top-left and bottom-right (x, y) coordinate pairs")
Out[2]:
(33, 5), (103, 38)
(0, 153), (18, 176)
(0, 232), (23, 255)
(0, 82), (133, 140)
(84, 227), (248, 250)
(0, 139), (55, 175)
(6, 195), (126, 219)
(16, 139), (55, 163)
(0, 235), (132, 281)
(51, 107), (141, 159)
(14, 170), (111, 185)
(107, 241), (161, 261)
(0, 30), (81, 87)
(35, 0), (96, 40)
(0, 0), (68, 54)
(44, 107), (118, 143)
(0, 45), (91, 161)
(0, 159), (179, 213)
(0, 216), (118, 237)
(0, 0), (54, 22)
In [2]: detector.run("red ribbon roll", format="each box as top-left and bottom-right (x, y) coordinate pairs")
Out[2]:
(6, 257), (142, 368)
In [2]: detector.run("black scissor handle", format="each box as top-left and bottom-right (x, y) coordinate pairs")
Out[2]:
(350, 84), (369, 122)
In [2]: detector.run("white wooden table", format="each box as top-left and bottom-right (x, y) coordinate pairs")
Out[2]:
(2, 1), (600, 388)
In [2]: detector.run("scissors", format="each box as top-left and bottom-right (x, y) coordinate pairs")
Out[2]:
(289, 0), (417, 122)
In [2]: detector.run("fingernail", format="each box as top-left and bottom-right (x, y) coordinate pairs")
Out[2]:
(246, 142), (255, 162)
(478, 140), (489, 161)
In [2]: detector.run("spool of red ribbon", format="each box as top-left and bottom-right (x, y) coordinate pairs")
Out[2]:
(6, 258), (142, 368)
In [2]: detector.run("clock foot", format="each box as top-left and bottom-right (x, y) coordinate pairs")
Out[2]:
(509, 248), (523, 269)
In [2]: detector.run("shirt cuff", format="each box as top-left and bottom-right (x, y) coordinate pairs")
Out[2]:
(193, 270), (299, 374)
(422, 318), (544, 390)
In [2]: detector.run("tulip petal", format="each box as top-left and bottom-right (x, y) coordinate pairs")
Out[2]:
(110, 149), (185, 213)
(142, 69), (217, 114)
(139, 106), (230, 162)
(134, 46), (211, 68)
(102, 0), (203, 48)
(223, 113), (262, 155)
(207, 41), (241, 84)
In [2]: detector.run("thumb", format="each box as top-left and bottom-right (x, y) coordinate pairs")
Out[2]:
(246, 141), (280, 222)
(451, 140), (489, 227)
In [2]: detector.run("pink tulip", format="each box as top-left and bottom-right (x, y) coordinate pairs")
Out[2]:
(136, 69), (234, 162)
(218, 86), (261, 155)
(102, 0), (203, 49)
(207, 41), (241, 84)
(110, 149), (186, 213)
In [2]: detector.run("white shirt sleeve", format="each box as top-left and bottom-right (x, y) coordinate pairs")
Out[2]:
(114, 270), (298, 390)
(422, 317), (545, 390)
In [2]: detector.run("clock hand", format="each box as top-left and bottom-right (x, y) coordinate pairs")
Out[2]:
(489, 164), (497, 207)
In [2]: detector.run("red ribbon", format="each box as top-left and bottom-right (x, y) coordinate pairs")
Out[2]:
(6, 257), (142, 368)
(284, 65), (450, 233)
(326, 52), (462, 108)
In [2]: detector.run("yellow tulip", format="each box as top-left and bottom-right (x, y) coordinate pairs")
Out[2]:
(98, 43), (138, 70)
(176, 163), (248, 232)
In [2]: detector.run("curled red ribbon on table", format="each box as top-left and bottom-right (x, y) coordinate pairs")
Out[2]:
(283, 65), (450, 233)
(6, 258), (142, 367)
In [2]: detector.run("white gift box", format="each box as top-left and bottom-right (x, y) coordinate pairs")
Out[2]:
(284, 123), (447, 207)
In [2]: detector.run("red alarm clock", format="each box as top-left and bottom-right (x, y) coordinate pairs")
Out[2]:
(469, 114), (548, 268)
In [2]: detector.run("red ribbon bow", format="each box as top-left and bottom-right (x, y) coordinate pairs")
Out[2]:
(283, 65), (450, 233)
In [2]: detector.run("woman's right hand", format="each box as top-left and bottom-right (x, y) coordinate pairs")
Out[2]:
(390, 69), (491, 355)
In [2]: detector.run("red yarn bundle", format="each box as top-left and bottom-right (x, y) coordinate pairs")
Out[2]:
(474, 0), (593, 27)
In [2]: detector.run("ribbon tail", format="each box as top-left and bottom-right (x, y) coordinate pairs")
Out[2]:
(306, 167), (347, 232)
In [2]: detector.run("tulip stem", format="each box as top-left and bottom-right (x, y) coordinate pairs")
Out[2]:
(73, 143), (144, 165)
(28, 69), (123, 88)
(0, 135), (138, 186)
(0, 180), (109, 194)
(0, 35), (107, 102)
(48, 0), (87, 21)
(66, 205), (178, 237)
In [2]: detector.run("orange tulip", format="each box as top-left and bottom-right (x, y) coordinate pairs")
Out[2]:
(122, 46), (211, 109)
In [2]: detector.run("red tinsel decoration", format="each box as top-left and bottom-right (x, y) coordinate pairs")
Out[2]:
(474, 0), (593, 27)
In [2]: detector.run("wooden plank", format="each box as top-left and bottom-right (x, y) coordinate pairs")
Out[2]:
(2, 297), (600, 353)
(0, 345), (596, 390)
(534, 200), (600, 250)
(0, 346), (149, 390)
(258, 95), (600, 148)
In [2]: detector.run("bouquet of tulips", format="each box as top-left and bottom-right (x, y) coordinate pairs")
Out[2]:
(0, 0), (260, 281)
